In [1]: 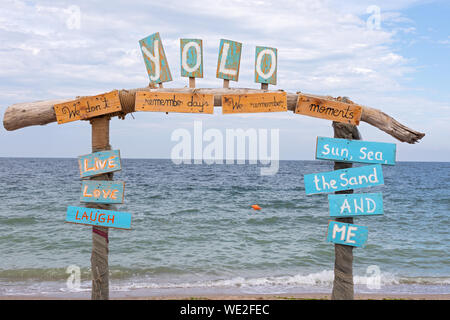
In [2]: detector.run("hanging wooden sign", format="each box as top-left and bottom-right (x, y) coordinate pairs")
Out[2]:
(295, 95), (362, 125)
(304, 164), (384, 195)
(180, 39), (203, 78)
(255, 46), (277, 85)
(139, 32), (172, 84)
(65, 206), (131, 230)
(328, 193), (383, 217)
(216, 39), (242, 82)
(78, 150), (122, 178)
(326, 221), (368, 248)
(80, 180), (125, 204)
(135, 91), (214, 114)
(316, 137), (396, 165)
(54, 90), (122, 125)
(222, 92), (287, 114)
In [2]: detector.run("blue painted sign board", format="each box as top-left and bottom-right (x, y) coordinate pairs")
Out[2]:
(316, 137), (396, 165)
(80, 180), (125, 204)
(216, 39), (242, 81)
(180, 39), (203, 78)
(328, 193), (383, 217)
(78, 150), (122, 178)
(304, 164), (384, 195)
(255, 46), (277, 85)
(139, 32), (172, 84)
(326, 221), (368, 248)
(65, 206), (131, 230)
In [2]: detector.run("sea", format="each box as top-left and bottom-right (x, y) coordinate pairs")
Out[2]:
(0, 158), (448, 298)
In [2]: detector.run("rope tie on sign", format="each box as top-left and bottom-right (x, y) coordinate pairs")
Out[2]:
(118, 89), (136, 119)
(117, 83), (158, 119)
(89, 203), (112, 245)
(92, 226), (109, 255)
(93, 228), (109, 243)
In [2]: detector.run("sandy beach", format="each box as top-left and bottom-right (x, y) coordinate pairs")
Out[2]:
(1, 293), (449, 300)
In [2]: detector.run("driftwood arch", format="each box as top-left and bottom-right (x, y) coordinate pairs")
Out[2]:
(2, 87), (425, 300)
(3, 87), (425, 144)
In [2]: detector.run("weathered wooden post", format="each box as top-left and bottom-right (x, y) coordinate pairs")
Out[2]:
(36, 89), (130, 301)
(189, 77), (196, 89)
(89, 116), (112, 300)
(330, 120), (361, 300)
(301, 95), (394, 300)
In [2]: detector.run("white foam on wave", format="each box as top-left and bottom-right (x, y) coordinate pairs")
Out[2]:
(110, 269), (407, 292)
(1, 270), (449, 296)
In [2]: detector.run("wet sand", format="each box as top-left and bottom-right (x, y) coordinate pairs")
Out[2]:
(1, 293), (449, 300)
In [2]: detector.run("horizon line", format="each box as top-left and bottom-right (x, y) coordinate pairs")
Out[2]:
(0, 156), (448, 163)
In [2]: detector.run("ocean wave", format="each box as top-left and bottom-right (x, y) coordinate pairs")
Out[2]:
(110, 270), (450, 292)
(1, 267), (449, 288)
(0, 216), (38, 225)
(1, 268), (449, 297)
(0, 266), (186, 281)
(245, 216), (280, 225)
(0, 268), (90, 281)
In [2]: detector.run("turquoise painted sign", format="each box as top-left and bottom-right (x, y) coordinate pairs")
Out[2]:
(304, 164), (384, 195)
(326, 221), (368, 248)
(180, 39), (203, 78)
(216, 39), (242, 81)
(139, 32), (172, 84)
(316, 137), (396, 165)
(328, 193), (383, 217)
(255, 46), (277, 85)
(65, 206), (131, 230)
(78, 150), (121, 178)
(80, 180), (125, 204)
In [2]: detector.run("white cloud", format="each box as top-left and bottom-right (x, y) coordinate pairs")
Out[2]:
(0, 0), (447, 161)
(0, 0), (421, 99)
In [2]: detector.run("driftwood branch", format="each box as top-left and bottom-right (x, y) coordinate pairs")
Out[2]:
(2, 87), (425, 144)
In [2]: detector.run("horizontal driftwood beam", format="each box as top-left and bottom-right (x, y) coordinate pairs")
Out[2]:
(3, 87), (425, 144)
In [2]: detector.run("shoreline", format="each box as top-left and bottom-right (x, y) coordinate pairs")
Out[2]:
(1, 293), (449, 300)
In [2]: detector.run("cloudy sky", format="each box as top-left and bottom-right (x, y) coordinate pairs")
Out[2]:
(0, 0), (448, 161)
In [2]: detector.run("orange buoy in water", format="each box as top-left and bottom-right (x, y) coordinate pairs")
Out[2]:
(251, 204), (261, 210)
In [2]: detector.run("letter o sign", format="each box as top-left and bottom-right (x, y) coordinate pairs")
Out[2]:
(255, 46), (277, 85)
(180, 39), (203, 78)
